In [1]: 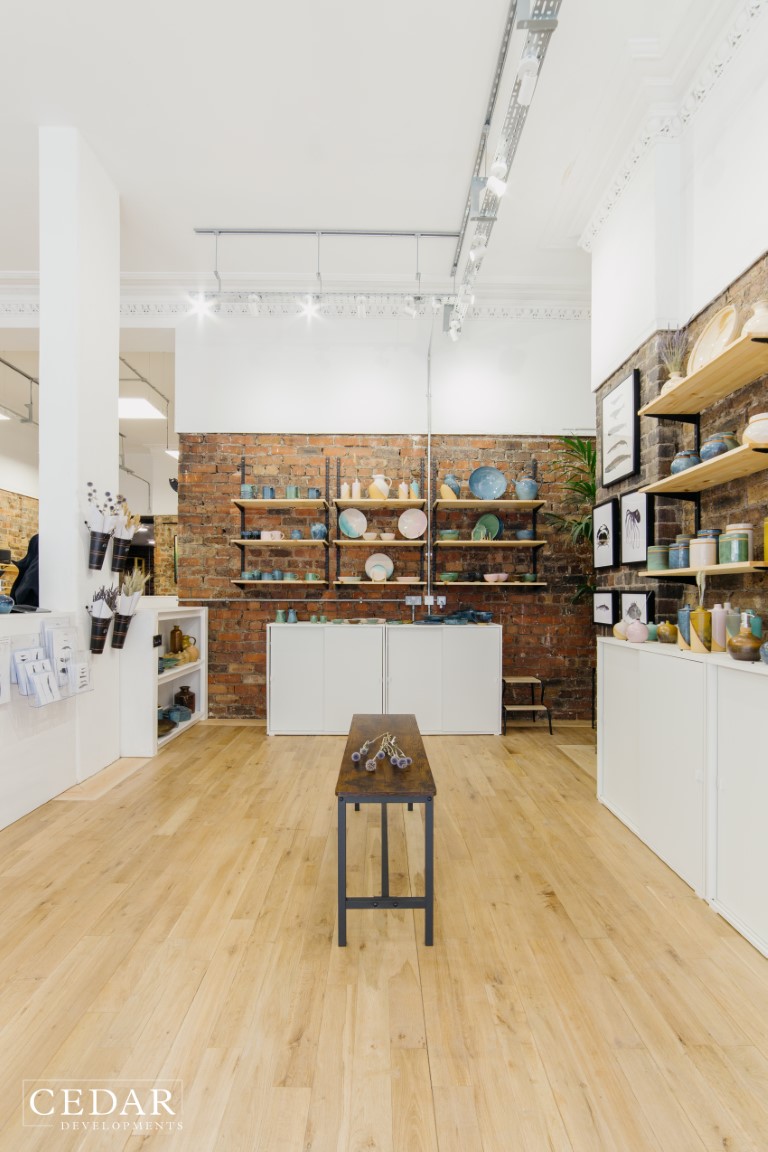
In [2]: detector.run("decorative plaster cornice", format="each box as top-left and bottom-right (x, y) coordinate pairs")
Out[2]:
(0, 294), (589, 323)
(579, 0), (768, 252)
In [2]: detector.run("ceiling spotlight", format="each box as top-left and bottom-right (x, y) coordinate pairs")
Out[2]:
(356, 295), (367, 318)
(449, 323), (461, 343)
(487, 160), (508, 198)
(469, 234), (488, 262)
(187, 292), (215, 318)
(517, 50), (541, 107)
(403, 295), (418, 318)
(431, 296), (443, 314)
(470, 176), (496, 221)
(248, 293), (261, 316)
(299, 294), (321, 320)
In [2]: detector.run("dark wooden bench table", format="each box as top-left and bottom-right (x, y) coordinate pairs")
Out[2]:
(336, 713), (436, 946)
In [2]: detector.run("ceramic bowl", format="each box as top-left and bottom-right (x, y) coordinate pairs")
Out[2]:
(468, 466), (507, 500)
(491, 572), (509, 582)
(515, 528), (535, 540)
(338, 575), (361, 583)
(362, 531), (378, 540)
(439, 572), (459, 582)
(380, 532), (396, 541)
(483, 573), (498, 583)
(438, 529), (460, 540)
(396, 575), (420, 583)
(521, 573), (537, 583)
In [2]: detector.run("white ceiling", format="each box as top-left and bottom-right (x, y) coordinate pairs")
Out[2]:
(0, 0), (746, 452)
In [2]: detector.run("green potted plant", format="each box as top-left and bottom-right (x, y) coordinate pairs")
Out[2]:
(543, 435), (596, 601)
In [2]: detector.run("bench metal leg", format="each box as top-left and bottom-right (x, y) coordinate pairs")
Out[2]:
(424, 797), (434, 946)
(381, 803), (389, 898)
(338, 797), (347, 946)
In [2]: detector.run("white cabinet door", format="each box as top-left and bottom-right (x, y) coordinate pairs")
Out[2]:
(268, 626), (324, 734)
(715, 667), (768, 952)
(323, 627), (384, 733)
(386, 627), (443, 733)
(599, 641), (705, 895)
(442, 626), (501, 733)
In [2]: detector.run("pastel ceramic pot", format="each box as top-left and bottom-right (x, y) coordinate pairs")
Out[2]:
(670, 450), (701, 474)
(515, 528), (535, 540)
(442, 473), (461, 498)
(725, 522), (753, 560)
(668, 543), (689, 569)
(646, 622), (659, 641)
(760, 640), (768, 665)
(310, 523), (328, 540)
(689, 537), (716, 568)
(690, 608), (712, 653)
(612, 621), (628, 640)
(657, 621), (678, 644)
(514, 477), (540, 500)
(700, 433), (738, 461)
(742, 411), (768, 447)
(719, 532), (749, 564)
(439, 572), (459, 582)
(626, 620), (649, 644)
(647, 544), (670, 571)
(677, 605), (691, 650)
(727, 618), (762, 662)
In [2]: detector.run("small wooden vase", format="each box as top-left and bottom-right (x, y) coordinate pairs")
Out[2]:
(727, 617), (762, 662)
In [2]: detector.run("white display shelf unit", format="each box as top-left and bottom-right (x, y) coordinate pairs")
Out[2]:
(433, 493), (546, 586)
(119, 599), (208, 757)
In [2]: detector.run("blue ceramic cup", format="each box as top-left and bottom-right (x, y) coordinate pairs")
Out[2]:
(240, 483), (254, 499)
(262, 485), (275, 499)
(271, 569), (283, 581)
(286, 485), (300, 499)
(307, 487), (321, 499)
(290, 529), (303, 539)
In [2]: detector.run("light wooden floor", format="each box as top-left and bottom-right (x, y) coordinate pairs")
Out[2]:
(1, 721), (767, 1151)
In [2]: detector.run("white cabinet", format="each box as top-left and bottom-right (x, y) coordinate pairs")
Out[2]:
(713, 665), (768, 955)
(599, 640), (706, 894)
(119, 599), (208, 757)
(268, 624), (502, 736)
(386, 626), (444, 733)
(268, 624), (384, 734)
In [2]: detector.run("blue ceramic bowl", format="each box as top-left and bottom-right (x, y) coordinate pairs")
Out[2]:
(468, 466), (507, 500)
(515, 528), (535, 540)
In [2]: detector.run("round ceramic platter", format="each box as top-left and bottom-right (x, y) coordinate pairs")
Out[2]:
(474, 513), (502, 539)
(687, 305), (739, 374)
(398, 508), (428, 539)
(468, 466), (507, 500)
(338, 508), (367, 538)
(364, 552), (394, 579)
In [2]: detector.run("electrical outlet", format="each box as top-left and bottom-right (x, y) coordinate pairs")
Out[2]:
(436, 596), (446, 608)
(404, 595), (422, 606)
(423, 595), (434, 606)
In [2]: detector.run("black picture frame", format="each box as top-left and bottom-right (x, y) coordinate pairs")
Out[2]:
(593, 591), (618, 625)
(593, 498), (619, 569)
(620, 589), (655, 625)
(620, 490), (654, 565)
(602, 369), (640, 487)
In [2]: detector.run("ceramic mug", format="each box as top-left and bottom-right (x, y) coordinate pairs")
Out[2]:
(262, 485), (276, 499)
(307, 487), (321, 499)
(286, 485), (300, 499)
(290, 529), (303, 539)
(272, 569), (283, 581)
(240, 483), (254, 499)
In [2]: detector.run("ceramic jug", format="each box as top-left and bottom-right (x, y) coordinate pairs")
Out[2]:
(275, 609), (286, 624)
(398, 481), (409, 500)
(287, 608), (298, 624)
(514, 473), (540, 500)
(369, 473), (392, 499)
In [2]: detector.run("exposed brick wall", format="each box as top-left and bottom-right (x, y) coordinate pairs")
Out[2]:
(595, 250), (768, 628)
(177, 433), (596, 720)
(0, 487), (38, 587)
(153, 515), (178, 596)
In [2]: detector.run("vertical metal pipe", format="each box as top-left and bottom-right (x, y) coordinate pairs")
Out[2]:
(426, 323), (433, 599)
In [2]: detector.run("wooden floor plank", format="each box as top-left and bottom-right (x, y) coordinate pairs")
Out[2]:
(2, 720), (768, 1151)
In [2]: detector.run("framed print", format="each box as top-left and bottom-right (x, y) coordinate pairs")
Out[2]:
(620, 589), (655, 625)
(593, 591), (618, 626)
(620, 490), (654, 565)
(602, 369), (640, 486)
(593, 499), (618, 569)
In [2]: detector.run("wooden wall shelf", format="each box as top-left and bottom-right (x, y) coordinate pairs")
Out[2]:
(433, 499), (544, 511)
(639, 333), (768, 418)
(640, 444), (768, 494)
(232, 498), (328, 510)
(639, 561), (768, 579)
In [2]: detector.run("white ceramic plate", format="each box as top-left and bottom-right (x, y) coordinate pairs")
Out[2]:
(398, 508), (428, 539)
(369, 564), (388, 582)
(338, 508), (367, 538)
(687, 305), (739, 374)
(364, 552), (394, 579)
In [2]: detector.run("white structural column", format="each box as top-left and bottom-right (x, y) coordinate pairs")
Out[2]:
(38, 127), (121, 779)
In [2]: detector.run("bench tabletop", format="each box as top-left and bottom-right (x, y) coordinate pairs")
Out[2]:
(336, 713), (436, 798)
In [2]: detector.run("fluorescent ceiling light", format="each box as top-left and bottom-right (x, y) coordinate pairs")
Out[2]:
(165, 449), (180, 460)
(118, 397), (166, 420)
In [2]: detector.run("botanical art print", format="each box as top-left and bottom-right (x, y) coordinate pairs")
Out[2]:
(593, 499), (618, 569)
(620, 490), (653, 565)
(601, 370), (640, 486)
(621, 590), (655, 625)
(593, 591), (618, 625)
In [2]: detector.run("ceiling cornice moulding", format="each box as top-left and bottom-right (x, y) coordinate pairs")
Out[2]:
(579, 0), (767, 253)
(0, 295), (589, 324)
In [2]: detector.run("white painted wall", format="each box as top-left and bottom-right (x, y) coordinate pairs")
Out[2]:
(175, 312), (594, 435)
(590, 11), (768, 387)
(0, 422), (37, 497)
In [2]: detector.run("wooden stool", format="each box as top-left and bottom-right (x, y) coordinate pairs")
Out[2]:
(502, 675), (552, 734)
